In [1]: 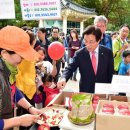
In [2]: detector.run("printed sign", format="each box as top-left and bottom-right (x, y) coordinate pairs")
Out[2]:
(20, 0), (61, 20)
(0, 0), (15, 19)
(111, 75), (130, 93)
(95, 83), (117, 94)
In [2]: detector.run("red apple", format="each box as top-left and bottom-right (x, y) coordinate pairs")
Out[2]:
(92, 96), (100, 104)
(92, 100), (99, 104)
(92, 103), (98, 112)
(125, 111), (130, 116)
(103, 104), (114, 109)
(118, 109), (130, 116)
(102, 107), (115, 114)
(37, 124), (50, 130)
(93, 96), (100, 101)
(119, 109), (129, 114)
(117, 105), (129, 110)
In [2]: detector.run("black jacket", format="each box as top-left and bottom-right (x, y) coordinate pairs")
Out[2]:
(62, 46), (114, 93)
(0, 58), (13, 119)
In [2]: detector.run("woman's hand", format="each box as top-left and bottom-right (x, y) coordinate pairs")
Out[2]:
(72, 46), (79, 50)
(29, 107), (43, 115)
(121, 44), (129, 52)
(52, 60), (56, 66)
(19, 114), (41, 126)
(36, 62), (43, 68)
(4, 114), (42, 129)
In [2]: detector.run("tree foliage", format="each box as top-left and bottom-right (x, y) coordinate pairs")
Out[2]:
(0, 0), (130, 30)
(72, 0), (130, 30)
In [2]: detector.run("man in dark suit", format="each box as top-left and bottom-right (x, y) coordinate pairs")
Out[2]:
(57, 25), (114, 93)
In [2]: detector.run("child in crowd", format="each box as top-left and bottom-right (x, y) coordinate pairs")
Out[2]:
(35, 46), (57, 87)
(35, 46), (57, 76)
(110, 31), (119, 41)
(118, 50), (130, 75)
(34, 73), (60, 107)
(34, 46), (58, 107)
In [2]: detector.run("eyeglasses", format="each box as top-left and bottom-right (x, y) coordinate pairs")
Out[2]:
(53, 31), (58, 33)
(121, 29), (129, 34)
(84, 40), (97, 44)
(95, 25), (106, 28)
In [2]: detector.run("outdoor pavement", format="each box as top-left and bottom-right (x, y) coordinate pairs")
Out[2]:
(63, 77), (79, 92)
(62, 68), (80, 92)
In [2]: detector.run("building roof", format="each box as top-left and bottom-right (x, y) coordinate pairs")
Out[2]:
(61, 0), (96, 15)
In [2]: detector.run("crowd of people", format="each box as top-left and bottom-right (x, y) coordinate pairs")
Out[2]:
(0, 15), (130, 130)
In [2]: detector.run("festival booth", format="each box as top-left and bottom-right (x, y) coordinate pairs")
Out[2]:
(30, 91), (129, 130)
(30, 75), (130, 130)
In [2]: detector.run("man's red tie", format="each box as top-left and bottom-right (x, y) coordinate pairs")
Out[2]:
(91, 51), (97, 74)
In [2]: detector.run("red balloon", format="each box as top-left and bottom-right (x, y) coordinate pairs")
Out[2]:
(45, 94), (57, 106)
(48, 42), (65, 60)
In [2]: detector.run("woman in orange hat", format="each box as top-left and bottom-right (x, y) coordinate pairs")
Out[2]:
(0, 26), (42, 130)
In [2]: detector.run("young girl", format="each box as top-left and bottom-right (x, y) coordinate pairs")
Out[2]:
(0, 26), (42, 130)
(35, 46), (57, 77)
(35, 73), (60, 107)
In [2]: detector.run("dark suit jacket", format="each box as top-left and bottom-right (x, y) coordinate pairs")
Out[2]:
(62, 45), (114, 93)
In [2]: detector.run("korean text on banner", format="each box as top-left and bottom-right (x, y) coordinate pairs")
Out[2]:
(20, 0), (61, 20)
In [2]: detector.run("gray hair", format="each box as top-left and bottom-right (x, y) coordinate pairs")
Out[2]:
(94, 15), (108, 25)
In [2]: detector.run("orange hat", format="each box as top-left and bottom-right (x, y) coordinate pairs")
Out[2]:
(0, 26), (41, 61)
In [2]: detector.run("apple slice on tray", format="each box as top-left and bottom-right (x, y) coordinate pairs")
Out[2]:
(37, 107), (65, 127)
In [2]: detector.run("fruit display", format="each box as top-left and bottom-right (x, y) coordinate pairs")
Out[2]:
(92, 95), (100, 112)
(37, 107), (65, 127)
(92, 94), (108, 112)
(102, 104), (115, 114)
(96, 100), (130, 130)
(100, 102), (130, 116)
(117, 104), (129, 110)
(68, 93), (95, 125)
(117, 104), (130, 116)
